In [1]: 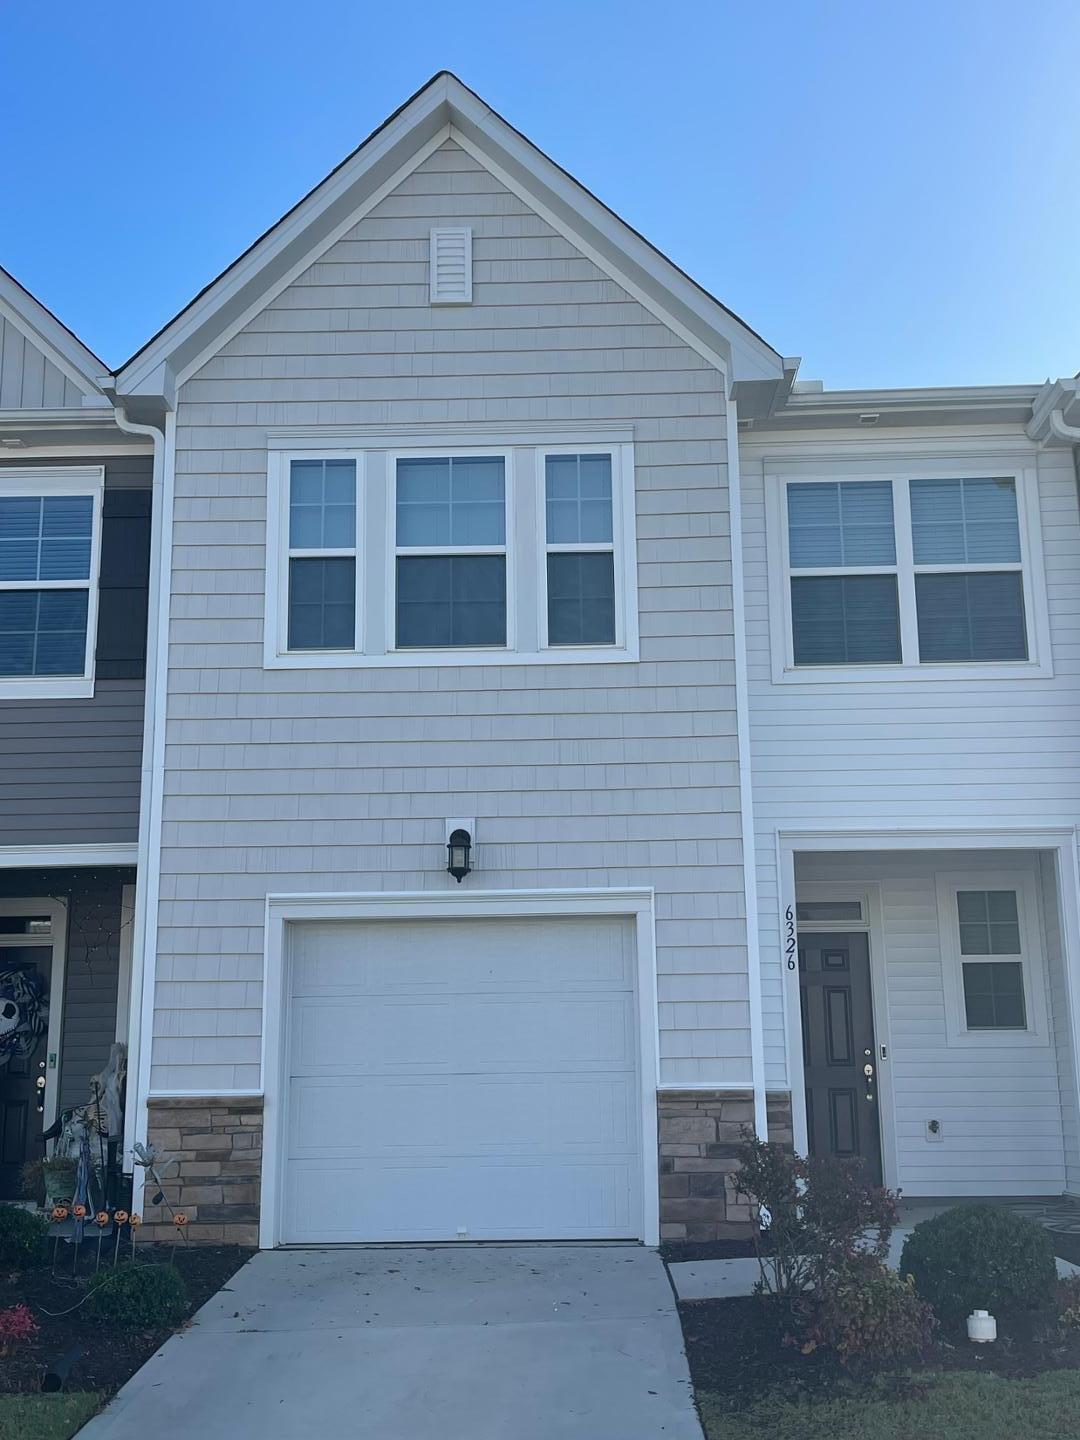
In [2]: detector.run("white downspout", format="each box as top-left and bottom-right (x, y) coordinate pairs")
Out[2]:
(725, 387), (768, 1140)
(1049, 410), (1080, 445)
(110, 404), (170, 1217)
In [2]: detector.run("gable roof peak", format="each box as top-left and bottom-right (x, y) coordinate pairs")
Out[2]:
(113, 74), (785, 412)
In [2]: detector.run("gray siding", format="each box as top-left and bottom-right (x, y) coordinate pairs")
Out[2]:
(0, 455), (151, 846)
(154, 138), (748, 1095)
(0, 313), (85, 408)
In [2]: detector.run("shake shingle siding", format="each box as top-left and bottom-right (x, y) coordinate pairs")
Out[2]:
(154, 139), (748, 1094)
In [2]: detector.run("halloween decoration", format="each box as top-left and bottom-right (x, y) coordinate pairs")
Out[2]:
(0, 966), (48, 1066)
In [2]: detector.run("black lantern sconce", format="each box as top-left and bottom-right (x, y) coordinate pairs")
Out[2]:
(447, 828), (472, 883)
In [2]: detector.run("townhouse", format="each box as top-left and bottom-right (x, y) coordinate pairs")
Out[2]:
(2, 73), (1079, 1245)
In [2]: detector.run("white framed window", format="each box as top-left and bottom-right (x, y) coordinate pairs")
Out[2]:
(264, 429), (639, 668)
(283, 457), (361, 652)
(392, 451), (511, 652)
(765, 458), (1051, 683)
(936, 868), (1049, 1047)
(541, 447), (621, 649)
(0, 466), (104, 699)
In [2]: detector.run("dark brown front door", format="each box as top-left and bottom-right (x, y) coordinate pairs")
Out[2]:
(799, 930), (882, 1184)
(0, 948), (50, 1201)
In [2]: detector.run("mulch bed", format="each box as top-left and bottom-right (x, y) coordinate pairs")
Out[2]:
(680, 1291), (1080, 1413)
(0, 1244), (253, 1397)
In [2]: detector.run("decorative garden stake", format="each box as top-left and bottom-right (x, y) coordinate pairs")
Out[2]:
(170, 1213), (189, 1265)
(50, 1206), (68, 1272)
(112, 1211), (129, 1267)
(94, 1211), (109, 1272)
(70, 1205), (87, 1276)
(129, 1213), (141, 1262)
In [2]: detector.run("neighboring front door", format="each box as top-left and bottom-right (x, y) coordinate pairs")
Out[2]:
(799, 930), (882, 1184)
(0, 946), (51, 1200)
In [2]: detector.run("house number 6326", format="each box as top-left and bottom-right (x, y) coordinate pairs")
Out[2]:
(784, 905), (797, 970)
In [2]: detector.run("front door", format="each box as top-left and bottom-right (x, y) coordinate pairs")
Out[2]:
(799, 930), (882, 1184)
(0, 936), (53, 1202)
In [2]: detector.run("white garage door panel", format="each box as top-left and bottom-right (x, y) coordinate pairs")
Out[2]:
(287, 1075), (636, 1156)
(290, 993), (635, 1074)
(284, 1158), (637, 1244)
(281, 916), (643, 1243)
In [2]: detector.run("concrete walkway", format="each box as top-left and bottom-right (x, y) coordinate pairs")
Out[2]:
(81, 1246), (703, 1440)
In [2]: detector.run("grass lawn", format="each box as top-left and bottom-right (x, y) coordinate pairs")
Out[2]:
(0, 1393), (101, 1440)
(697, 1370), (1080, 1439)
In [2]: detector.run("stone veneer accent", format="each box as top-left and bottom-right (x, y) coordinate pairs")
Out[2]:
(658, 1090), (794, 1241)
(142, 1096), (263, 1245)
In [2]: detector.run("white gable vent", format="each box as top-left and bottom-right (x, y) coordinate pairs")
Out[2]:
(430, 226), (473, 305)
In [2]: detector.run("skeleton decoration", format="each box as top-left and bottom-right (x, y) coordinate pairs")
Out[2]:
(0, 967), (48, 1067)
(90, 1043), (126, 1140)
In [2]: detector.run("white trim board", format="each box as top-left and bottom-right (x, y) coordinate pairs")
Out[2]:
(258, 886), (660, 1249)
(0, 844), (138, 869)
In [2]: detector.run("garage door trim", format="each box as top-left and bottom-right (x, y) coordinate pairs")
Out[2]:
(260, 888), (660, 1248)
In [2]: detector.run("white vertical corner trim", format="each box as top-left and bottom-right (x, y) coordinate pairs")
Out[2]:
(429, 226), (473, 305)
(114, 405), (173, 1186)
(258, 887), (661, 1249)
(1057, 836), (1080, 1196)
(115, 884), (136, 1045)
(727, 395), (768, 1139)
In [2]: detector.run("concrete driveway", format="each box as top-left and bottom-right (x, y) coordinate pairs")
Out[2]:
(81, 1245), (703, 1439)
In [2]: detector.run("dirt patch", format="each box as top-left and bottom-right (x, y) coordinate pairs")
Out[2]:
(0, 1244), (253, 1397)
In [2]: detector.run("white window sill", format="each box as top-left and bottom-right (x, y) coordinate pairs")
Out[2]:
(945, 1027), (1050, 1050)
(0, 677), (95, 700)
(773, 658), (1053, 685)
(265, 645), (639, 669)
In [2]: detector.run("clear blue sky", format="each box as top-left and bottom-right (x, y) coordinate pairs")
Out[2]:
(2, 1), (1077, 388)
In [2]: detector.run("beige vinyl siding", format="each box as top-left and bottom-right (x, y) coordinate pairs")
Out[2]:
(0, 313), (86, 408)
(742, 437), (1080, 1089)
(153, 139), (748, 1094)
(797, 849), (1066, 1193)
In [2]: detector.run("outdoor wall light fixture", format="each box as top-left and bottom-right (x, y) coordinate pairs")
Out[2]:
(447, 828), (472, 883)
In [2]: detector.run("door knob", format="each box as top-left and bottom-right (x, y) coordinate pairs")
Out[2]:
(863, 1061), (874, 1102)
(35, 1076), (46, 1090)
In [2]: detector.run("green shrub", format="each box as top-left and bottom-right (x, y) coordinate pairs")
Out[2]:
(732, 1132), (899, 1298)
(0, 1204), (48, 1267)
(900, 1204), (1057, 1326)
(88, 1263), (188, 1327)
(797, 1252), (937, 1370)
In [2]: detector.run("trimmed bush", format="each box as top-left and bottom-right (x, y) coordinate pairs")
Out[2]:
(0, 1204), (48, 1267)
(900, 1204), (1056, 1326)
(88, 1263), (188, 1327)
(797, 1252), (937, 1370)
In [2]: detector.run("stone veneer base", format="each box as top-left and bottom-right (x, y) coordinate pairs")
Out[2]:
(141, 1095), (263, 1246)
(658, 1090), (794, 1242)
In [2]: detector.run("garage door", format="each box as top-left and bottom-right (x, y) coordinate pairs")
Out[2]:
(281, 915), (642, 1243)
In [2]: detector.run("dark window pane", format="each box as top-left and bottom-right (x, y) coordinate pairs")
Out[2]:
(910, 478), (1020, 564)
(0, 495), (93, 581)
(397, 555), (506, 648)
(791, 575), (901, 665)
(963, 961), (1026, 1029)
(287, 557), (355, 650)
(916, 572), (1027, 661)
(0, 588), (88, 676)
(545, 454), (613, 544)
(547, 552), (616, 645)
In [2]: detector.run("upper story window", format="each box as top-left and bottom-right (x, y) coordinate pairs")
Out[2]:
(264, 431), (638, 669)
(0, 467), (103, 699)
(395, 456), (507, 649)
(766, 460), (1050, 683)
